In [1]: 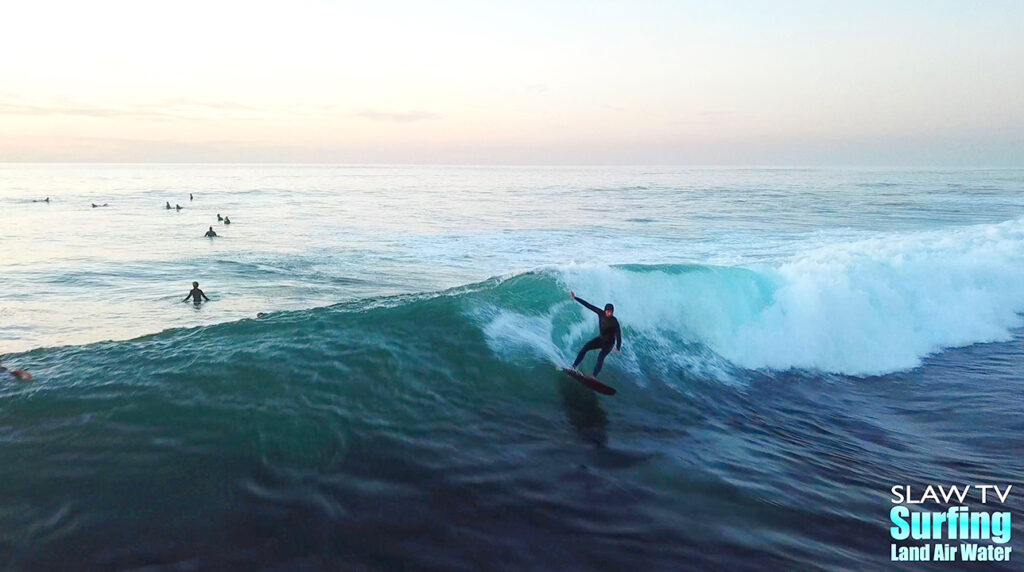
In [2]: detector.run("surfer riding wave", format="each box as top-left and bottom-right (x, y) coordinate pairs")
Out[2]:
(570, 291), (622, 378)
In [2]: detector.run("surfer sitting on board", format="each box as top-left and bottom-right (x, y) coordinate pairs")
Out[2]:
(183, 281), (210, 304)
(570, 291), (621, 378)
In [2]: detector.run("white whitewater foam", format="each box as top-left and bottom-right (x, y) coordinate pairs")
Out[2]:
(552, 218), (1024, 376)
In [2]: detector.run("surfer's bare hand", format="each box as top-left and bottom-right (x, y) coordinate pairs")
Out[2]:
(570, 291), (575, 299)
(615, 349), (620, 353)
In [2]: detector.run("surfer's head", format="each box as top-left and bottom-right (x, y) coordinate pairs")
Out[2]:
(604, 303), (614, 316)
(193, 281), (199, 288)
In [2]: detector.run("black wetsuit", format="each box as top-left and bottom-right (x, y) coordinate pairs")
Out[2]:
(571, 297), (622, 377)
(184, 288), (209, 303)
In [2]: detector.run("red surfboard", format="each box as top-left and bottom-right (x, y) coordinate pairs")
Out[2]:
(562, 368), (617, 395)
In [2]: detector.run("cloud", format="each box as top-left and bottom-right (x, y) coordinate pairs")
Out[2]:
(0, 100), (184, 120)
(0, 93), (256, 120)
(355, 109), (442, 123)
(137, 97), (257, 111)
(526, 83), (548, 96)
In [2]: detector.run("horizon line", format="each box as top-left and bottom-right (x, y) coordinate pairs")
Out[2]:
(2, 161), (1022, 170)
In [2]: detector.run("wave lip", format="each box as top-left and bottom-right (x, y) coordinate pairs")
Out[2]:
(714, 218), (1024, 374)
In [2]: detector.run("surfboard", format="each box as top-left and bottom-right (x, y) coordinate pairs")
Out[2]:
(562, 368), (616, 395)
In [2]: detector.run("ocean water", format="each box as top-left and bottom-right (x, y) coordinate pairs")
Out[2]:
(1, 164), (1023, 570)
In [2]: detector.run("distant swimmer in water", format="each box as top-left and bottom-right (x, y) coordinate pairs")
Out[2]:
(166, 201), (172, 209)
(91, 203), (109, 208)
(183, 281), (210, 304)
(217, 214), (223, 221)
(33, 197), (50, 203)
(223, 216), (231, 224)
(190, 193), (194, 201)
(205, 226), (218, 238)
(0, 355), (32, 381)
(570, 291), (622, 378)
(175, 204), (183, 211)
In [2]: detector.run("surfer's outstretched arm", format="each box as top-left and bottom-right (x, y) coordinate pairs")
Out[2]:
(571, 294), (602, 315)
(615, 324), (622, 351)
(201, 290), (210, 301)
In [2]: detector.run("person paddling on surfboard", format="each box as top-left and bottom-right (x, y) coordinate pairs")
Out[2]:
(570, 291), (621, 378)
(0, 355), (32, 381)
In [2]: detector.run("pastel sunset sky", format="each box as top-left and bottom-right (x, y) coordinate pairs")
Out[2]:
(2, 0), (1021, 164)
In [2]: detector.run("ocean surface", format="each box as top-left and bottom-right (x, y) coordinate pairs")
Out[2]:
(1, 164), (1023, 570)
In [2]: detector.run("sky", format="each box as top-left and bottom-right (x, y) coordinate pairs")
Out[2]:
(1, 0), (1022, 165)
